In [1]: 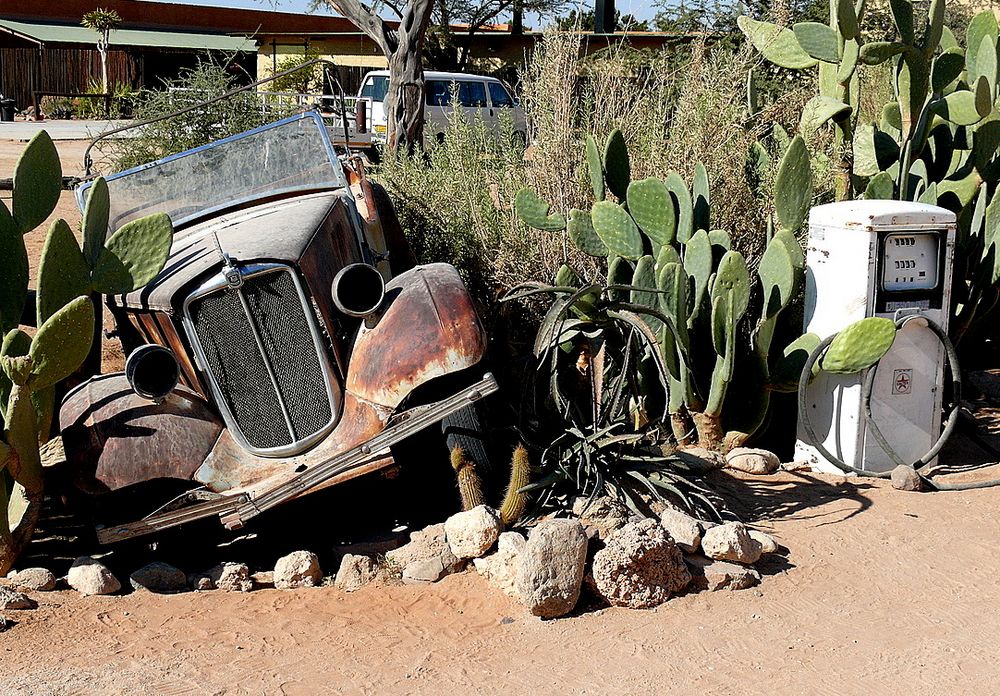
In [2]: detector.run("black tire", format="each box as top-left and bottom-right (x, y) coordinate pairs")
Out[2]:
(442, 404), (492, 477)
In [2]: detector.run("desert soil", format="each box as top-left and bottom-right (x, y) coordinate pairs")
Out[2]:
(3, 138), (1000, 695)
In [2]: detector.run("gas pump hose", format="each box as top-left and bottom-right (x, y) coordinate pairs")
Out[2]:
(797, 314), (1000, 490)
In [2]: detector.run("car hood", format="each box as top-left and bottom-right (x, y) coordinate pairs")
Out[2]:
(113, 190), (353, 314)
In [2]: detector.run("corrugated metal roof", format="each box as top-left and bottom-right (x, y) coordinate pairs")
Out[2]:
(0, 18), (255, 51)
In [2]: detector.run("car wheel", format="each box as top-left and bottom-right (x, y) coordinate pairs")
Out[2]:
(442, 404), (492, 478)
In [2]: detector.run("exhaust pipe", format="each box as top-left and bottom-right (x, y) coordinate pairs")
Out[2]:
(355, 99), (368, 134)
(332, 263), (385, 320)
(126, 344), (180, 403)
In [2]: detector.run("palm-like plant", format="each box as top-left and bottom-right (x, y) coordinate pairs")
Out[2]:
(81, 8), (123, 97)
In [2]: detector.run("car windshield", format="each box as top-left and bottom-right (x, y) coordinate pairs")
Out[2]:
(78, 111), (348, 232)
(360, 75), (389, 102)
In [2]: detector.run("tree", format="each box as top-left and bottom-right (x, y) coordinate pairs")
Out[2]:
(553, 8), (650, 32)
(81, 8), (122, 95)
(322, 0), (434, 154)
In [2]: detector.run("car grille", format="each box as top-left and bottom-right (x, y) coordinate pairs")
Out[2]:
(185, 264), (336, 454)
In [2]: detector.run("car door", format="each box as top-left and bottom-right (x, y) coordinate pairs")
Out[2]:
(457, 80), (490, 129)
(486, 80), (524, 137)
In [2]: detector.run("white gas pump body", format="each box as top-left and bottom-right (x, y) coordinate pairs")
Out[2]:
(794, 201), (956, 474)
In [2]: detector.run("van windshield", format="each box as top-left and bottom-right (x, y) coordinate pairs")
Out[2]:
(78, 112), (347, 232)
(360, 76), (389, 102)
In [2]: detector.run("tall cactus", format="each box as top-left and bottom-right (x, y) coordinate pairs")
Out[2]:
(515, 128), (814, 451)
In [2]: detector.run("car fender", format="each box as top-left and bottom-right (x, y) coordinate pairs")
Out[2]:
(59, 374), (224, 493)
(346, 262), (486, 409)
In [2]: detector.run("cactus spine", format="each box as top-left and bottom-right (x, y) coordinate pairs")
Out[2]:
(451, 446), (485, 511)
(499, 444), (531, 527)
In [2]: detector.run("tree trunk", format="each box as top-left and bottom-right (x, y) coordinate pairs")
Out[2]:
(100, 49), (109, 95)
(385, 39), (427, 155)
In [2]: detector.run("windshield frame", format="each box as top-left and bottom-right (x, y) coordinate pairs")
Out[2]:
(76, 110), (348, 231)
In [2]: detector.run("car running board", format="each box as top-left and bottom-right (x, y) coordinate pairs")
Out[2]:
(96, 372), (498, 544)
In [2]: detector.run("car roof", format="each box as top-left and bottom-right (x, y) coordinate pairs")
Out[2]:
(362, 70), (500, 82)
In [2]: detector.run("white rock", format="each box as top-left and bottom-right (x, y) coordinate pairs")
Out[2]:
(209, 562), (253, 592)
(571, 496), (632, 540)
(67, 556), (120, 596)
(725, 447), (780, 475)
(273, 551), (322, 590)
(659, 508), (702, 552)
(686, 556), (761, 591)
(701, 522), (762, 564)
(0, 586), (34, 610)
(592, 518), (691, 609)
(516, 519), (587, 618)
(387, 523), (463, 584)
(8, 568), (56, 591)
(130, 562), (187, 593)
(748, 530), (779, 554)
(334, 554), (377, 592)
(891, 465), (922, 491)
(473, 531), (525, 597)
(445, 505), (502, 559)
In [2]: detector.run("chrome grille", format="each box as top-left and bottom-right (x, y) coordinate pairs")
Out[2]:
(184, 264), (337, 455)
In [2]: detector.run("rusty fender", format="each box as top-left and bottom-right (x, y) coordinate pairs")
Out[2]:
(59, 374), (224, 493)
(194, 262), (487, 496)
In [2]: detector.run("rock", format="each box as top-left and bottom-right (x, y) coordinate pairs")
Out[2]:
(445, 505), (502, 559)
(748, 530), (779, 555)
(473, 532), (526, 597)
(334, 554), (377, 592)
(193, 576), (214, 591)
(8, 568), (56, 591)
(251, 570), (274, 587)
(67, 557), (121, 596)
(891, 465), (922, 492)
(701, 522), (763, 564)
(130, 562), (188, 593)
(273, 551), (322, 590)
(209, 562), (253, 592)
(659, 508), (702, 553)
(592, 518), (691, 609)
(0, 586), (35, 610)
(387, 523), (463, 584)
(516, 519), (587, 618)
(675, 447), (726, 472)
(725, 447), (780, 475)
(686, 556), (761, 591)
(571, 496), (631, 540)
(0, 615), (11, 632)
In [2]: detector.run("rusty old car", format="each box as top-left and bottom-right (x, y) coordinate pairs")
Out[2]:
(59, 109), (496, 544)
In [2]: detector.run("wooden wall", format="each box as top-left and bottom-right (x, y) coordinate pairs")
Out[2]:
(0, 46), (140, 110)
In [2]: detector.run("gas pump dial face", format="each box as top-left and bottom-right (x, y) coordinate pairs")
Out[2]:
(882, 233), (939, 291)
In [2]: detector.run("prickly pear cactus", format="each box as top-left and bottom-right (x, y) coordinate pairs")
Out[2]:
(822, 317), (897, 374)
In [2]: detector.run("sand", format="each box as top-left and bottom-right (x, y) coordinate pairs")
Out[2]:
(3, 138), (1000, 695)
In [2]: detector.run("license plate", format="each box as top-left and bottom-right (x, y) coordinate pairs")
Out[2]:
(374, 125), (387, 134)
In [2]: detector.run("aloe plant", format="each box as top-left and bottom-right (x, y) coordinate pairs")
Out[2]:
(514, 129), (816, 452)
(0, 132), (174, 575)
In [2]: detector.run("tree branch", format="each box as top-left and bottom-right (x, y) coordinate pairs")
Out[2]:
(323, 0), (395, 53)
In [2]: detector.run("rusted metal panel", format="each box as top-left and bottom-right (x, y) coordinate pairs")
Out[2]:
(150, 311), (203, 397)
(59, 374), (224, 493)
(347, 263), (487, 408)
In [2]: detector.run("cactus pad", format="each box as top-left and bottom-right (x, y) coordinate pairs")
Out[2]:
(91, 213), (174, 295)
(712, 250), (751, 321)
(627, 178), (675, 245)
(630, 255), (658, 309)
(769, 332), (822, 391)
(774, 135), (812, 232)
(758, 233), (798, 319)
(11, 131), (61, 236)
(585, 135), (605, 201)
(36, 219), (92, 326)
(888, 0), (915, 44)
(607, 255), (634, 302)
(81, 177), (111, 268)
(591, 201), (643, 259)
(604, 130), (631, 200)
(567, 209), (608, 257)
(738, 16), (819, 70)
(683, 229), (713, 313)
(822, 317), (896, 373)
(792, 22), (841, 63)
(665, 172), (693, 243)
(514, 188), (566, 232)
(692, 163), (710, 233)
(0, 204), (28, 334)
(865, 171), (895, 199)
(799, 95), (852, 135)
(28, 296), (95, 391)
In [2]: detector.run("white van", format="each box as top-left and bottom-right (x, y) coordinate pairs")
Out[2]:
(358, 70), (527, 146)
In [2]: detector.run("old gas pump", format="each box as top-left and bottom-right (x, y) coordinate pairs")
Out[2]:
(794, 201), (957, 474)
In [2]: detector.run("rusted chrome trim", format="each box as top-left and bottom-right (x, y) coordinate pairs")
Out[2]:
(181, 262), (339, 458)
(96, 493), (249, 545)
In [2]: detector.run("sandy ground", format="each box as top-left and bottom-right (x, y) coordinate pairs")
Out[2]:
(5, 137), (1000, 695)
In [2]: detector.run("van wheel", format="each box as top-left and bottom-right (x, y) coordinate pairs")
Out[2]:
(442, 404), (492, 478)
(435, 132), (446, 145)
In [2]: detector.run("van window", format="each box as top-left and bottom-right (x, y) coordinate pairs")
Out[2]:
(488, 82), (515, 108)
(360, 75), (389, 102)
(458, 81), (488, 107)
(427, 80), (451, 106)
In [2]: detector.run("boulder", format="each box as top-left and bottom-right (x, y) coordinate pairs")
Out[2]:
(445, 505), (502, 559)
(273, 551), (322, 590)
(334, 554), (377, 592)
(748, 530), (779, 555)
(67, 557), (121, 596)
(659, 508), (702, 553)
(701, 522), (762, 564)
(571, 496), (632, 540)
(130, 562), (187, 593)
(686, 556), (761, 591)
(592, 518), (691, 609)
(675, 447), (726, 472)
(0, 586), (35, 610)
(725, 447), (780, 475)
(473, 531), (526, 597)
(387, 523), (463, 584)
(516, 519), (587, 618)
(891, 465), (922, 492)
(8, 568), (56, 592)
(209, 562), (253, 592)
